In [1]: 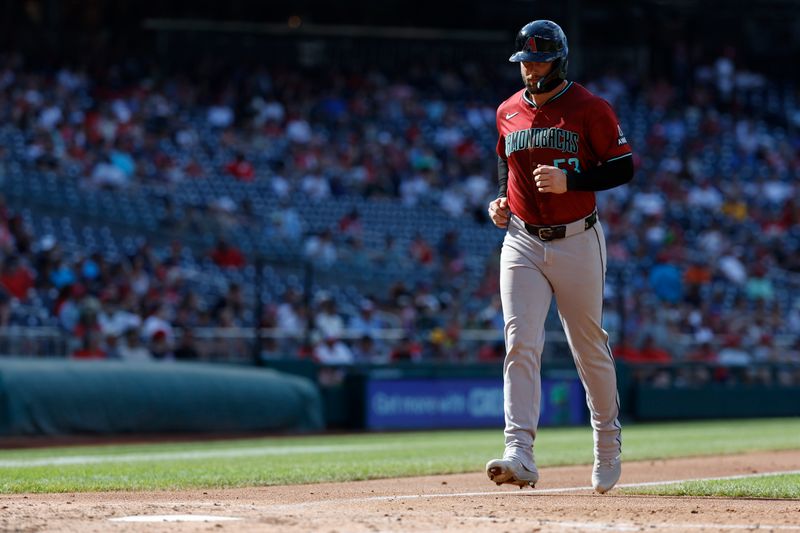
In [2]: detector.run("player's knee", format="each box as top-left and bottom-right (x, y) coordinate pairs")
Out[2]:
(504, 339), (544, 360)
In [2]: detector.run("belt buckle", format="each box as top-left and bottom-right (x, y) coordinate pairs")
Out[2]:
(538, 227), (555, 241)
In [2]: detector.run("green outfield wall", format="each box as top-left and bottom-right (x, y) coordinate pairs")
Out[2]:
(3, 357), (796, 435)
(264, 360), (800, 428)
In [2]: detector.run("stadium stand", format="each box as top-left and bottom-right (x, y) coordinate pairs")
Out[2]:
(0, 47), (799, 385)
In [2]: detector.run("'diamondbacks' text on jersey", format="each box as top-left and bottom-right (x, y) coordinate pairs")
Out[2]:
(496, 82), (632, 225)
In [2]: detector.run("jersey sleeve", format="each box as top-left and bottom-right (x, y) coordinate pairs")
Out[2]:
(586, 99), (632, 163)
(495, 107), (507, 160)
(496, 136), (507, 160)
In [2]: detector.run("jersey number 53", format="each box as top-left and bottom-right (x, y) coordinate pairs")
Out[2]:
(553, 157), (581, 173)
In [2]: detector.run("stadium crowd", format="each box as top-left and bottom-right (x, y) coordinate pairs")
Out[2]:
(0, 48), (799, 385)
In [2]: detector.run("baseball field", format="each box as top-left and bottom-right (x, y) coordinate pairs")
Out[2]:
(1, 418), (799, 532)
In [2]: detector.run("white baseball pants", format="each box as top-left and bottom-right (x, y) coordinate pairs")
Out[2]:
(499, 213), (621, 469)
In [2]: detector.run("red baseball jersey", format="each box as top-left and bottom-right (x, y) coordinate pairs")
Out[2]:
(496, 82), (632, 225)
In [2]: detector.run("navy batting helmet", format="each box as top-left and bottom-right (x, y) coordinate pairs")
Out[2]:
(509, 20), (569, 94)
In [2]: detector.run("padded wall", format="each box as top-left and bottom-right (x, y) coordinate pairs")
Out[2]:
(0, 358), (323, 435)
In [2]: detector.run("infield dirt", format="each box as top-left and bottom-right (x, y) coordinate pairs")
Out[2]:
(1, 449), (799, 532)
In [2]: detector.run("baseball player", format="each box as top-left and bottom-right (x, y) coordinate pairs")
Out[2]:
(485, 20), (633, 494)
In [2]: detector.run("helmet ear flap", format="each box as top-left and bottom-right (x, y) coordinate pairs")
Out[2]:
(533, 57), (567, 94)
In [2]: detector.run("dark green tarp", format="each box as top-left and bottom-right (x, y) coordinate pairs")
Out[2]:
(0, 359), (323, 435)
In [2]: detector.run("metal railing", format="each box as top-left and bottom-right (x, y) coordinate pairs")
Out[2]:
(0, 326), (565, 363)
(0, 327), (71, 358)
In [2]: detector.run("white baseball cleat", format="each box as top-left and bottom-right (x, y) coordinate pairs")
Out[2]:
(592, 455), (621, 494)
(485, 458), (539, 489)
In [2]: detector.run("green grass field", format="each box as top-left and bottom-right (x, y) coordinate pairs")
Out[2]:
(0, 418), (797, 493)
(623, 473), (800, 499)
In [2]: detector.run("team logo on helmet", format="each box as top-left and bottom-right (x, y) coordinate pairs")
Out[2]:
(526, 37), (538, 52)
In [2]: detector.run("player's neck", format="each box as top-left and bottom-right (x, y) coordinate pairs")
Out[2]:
(528, 80), (568, 106)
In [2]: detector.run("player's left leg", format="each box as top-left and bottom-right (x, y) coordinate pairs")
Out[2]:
(545, 221), (622, 493)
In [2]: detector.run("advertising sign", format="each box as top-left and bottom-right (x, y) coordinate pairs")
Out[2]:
(365, 377), (585, 430)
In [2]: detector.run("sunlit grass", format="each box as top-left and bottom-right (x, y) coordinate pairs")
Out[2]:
(0, 418), (796, 493)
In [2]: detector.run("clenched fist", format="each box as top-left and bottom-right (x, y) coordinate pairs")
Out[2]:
(488, 197), (510, 228)
(533, 164), (568, 194)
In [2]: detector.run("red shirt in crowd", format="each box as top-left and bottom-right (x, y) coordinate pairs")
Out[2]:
(71, 346), (107, 359)
(1, 264), (35, 300)
(225, 158), (255, 181)
(211, 243), (246, 268)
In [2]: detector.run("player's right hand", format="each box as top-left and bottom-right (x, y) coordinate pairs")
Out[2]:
(488, 197), (510, 228)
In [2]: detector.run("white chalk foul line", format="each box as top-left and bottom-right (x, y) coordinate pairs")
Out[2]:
(464, 517), (800, 531)
(103, 469), (800, 529)
(540, 521), (800, 531)
(275, 468), (800, 508)
(615, 468), (800, 490)
(109, 514), (242, 523)
(0, 442), (410, 468)
(265, 470), (800, 532)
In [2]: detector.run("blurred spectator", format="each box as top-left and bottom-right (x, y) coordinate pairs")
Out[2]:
(348, 299), (384, 338)
(303, 230), (337, 267)
(224, 152), (255, 181)
(117, 327), (153, 361)
(314, 294), (344, 339)
(149, 330), (174, 360)
(210, 238), (246, 269)
(71, 331), (107, 359)
(50, 259), (77, 289)
(683, 257), (711, 306)
(638, 335), (672, 364)
(1, 256), (35, 301)
(142, 304), (174, 345)
(477, 295), (504, 330)
(98, 295), (142, 337)
(686, 342), (719, 363)
(54, 285), (81, 332)
(207, 100), (234, 128)
(338, 208), (363, 239)
(351, 334), (385, 363)
(478, 340), (505, 362)
(73, 296), (102, 340)
(389, 336), (423, 362)
(90, 154), (129, 189)
(213, 283), (246, 325)
(409, 232), (434, 266)
(313, 334), (354, 365)
(438, 230), (464, 274)
(301, 171), (331, 201)
(614, 341), (643, 364)
(270, 199), (304, 240)
(372, 234), (408, 269)
(129, 256), (151, 297)
(174, 329), (200, 361)
(276, 288), (306, 340)
(687, 180), (723, 210)
(717, 335), (751, 366)
(400, 168), (433, 206)
(718, 251), (748, 285)
(745, 264), (774, 301)
(649, 257), (683, 303)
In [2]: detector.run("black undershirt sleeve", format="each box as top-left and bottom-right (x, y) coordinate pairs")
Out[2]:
(566, 154), (634, 192)
(497, 156), (508, 198)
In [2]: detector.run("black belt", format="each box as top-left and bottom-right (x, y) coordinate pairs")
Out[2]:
(523, 211), (598, 241)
